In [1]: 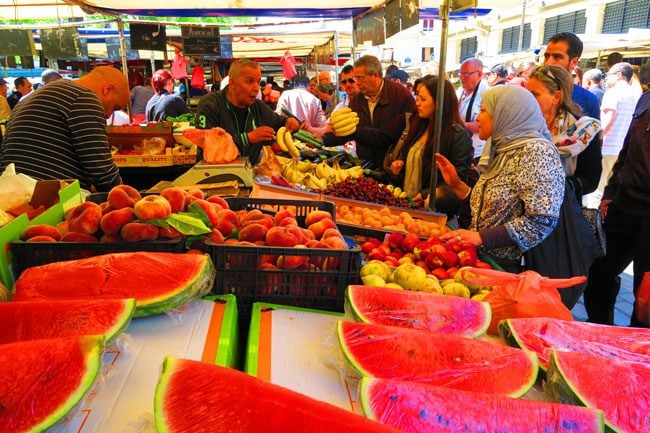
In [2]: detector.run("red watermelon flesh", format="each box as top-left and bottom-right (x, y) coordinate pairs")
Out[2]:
(0, 299), (136, 344)
(337, 321), (538, 397)
(499, 317), (650, 371)
(0, 335), (104, 432)
(13, 252), (216, 317)
(546, 350), (650, 433)
(346, 285), (491, 337)
(360, 377), (605, 433)
(154, 357), (401, 433)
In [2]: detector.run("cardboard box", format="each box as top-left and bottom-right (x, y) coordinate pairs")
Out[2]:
(112, 153), (174, 167)
(107, 122), (175, 150)
(0, 179), (82, 289)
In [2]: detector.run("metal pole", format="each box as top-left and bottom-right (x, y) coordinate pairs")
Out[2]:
(429, 0), (450, 212)
(518, 0), (526, 53)
(116, 17), (131, 121)
(333, 30), (340, 88)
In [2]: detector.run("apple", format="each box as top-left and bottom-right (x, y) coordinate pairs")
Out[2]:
(431, 267), (449, 280)
(400, 233), (420, 253)
(458, 250), (478, 267)
(385, 232), (405, 249)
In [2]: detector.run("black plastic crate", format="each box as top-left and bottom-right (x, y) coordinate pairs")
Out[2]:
(225, 197), (335, 226)
(10, 238), (185, 280)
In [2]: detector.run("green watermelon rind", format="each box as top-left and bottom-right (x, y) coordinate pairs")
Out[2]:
(134, 256), (216, 317)
(104, 298), (137, 342)
(337, 321), (374, 378)
(346, 286), (492, 338)
(153, 356), (176, 433)
(546, 351), (620, 433)
(497, 319), (549, 377)
(32, 335), (105, 432)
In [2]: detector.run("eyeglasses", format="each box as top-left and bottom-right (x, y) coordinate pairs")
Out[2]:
(460, 71), (480, 77)
(340, 78), (356, 85)
(533, 66), (563, 89)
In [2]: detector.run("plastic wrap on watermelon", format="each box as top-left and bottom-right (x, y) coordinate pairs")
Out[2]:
(359, 377), (605, 433)
(344, 285), (491, 337)
(13, 252), (217, 317)
(334, 320), (539, 397)
(636, 271), (650, 326)
(545, 350), (650, 433)
(455, 267), (585, 334)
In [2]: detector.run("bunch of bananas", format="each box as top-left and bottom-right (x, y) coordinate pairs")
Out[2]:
(281, 157), (364, 190)
(385, 184), (409, 199)
(276, 126), (301, 158)
(330, 108), (360, 137)
(282, 159), (306, 184)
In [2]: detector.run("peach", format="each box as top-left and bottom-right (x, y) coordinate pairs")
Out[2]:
(184, 194), (199, 210)
(273, 209), (296, 225)
(21, 224), (63, 241)
(276, 254), (309, 270)
(100, 233), (122, 243)
(160, 187), (186, 213)
(216, 209), (240, 236)
(187, 188), (205, 200)
(68, 202), (102, 235)
(305, 239), (329, 249)
(133, 195), (172, 220)
(206, 195), (229, 209)
(189, 199), (220, 228)
(56, 221), (69, 235)
(99, 202), (113, 215)
(61, 232), (98, 242)
(265, 226), (298, 247)
(120, 222), (159, 242)
(26, 235), (58, 243)
(238, 223), (268, 243)
(107, 185), (142, 209)
(241, 214), (274, 231)
(305, 210), (334, 226)
(100, 207), (136, 235)
(158, 226), (183, 239)
(323, 235), (347, 250)
(207, 228), (225, 244)
(239, 209), (264, 225)
(224, 238), (239, 245)
(278, 216), (298, 227)
(307, 217), (336, 240)
(301, 228), (316, 242)
(286, 225), (309, 245)
(321, 228), (343, 240)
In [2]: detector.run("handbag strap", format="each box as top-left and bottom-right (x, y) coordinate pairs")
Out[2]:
(464, 85), (480, 123)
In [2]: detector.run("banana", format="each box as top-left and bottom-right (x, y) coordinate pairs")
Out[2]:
(332, 113), (359, 130)
(399, 191), (408, 198)
(295, 159), (314, 173)
(334, 123), (358, 137)
(330, 107), (352, 124)
(276, 126), (288, 152)
(386, 184), (394, 192)
(284, 130), (300, 158)
(393, 187), (402, 197)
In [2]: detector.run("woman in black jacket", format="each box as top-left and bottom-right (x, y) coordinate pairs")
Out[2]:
(388, 76), (472, 213)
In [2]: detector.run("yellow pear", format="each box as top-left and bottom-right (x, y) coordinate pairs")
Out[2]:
(360, 260), (392, 282)
(361, 275), (386, 287)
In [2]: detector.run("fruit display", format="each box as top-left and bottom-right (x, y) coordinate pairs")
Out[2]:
(360, 378), (604, 433)
(546, 350), (649, 433)
(154, 357), (400, 433)
(281, 157), (363, 190)
(499, 317), (650, 371)
(0, 299), (135, 344)
(0, 336), (104, 432)
(13, 251), (216, 317)
(323, 177), (413, 207)
(338, 206), (448, 238)
(337, 321), (538, 396)
(345, 285), (491, 337)
(330, 107), (360, 136)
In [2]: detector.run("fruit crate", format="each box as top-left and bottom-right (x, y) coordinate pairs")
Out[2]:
(10, 238), (185, 280)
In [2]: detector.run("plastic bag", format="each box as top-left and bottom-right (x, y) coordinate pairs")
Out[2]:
(134, 137), (166, 155)
(636, 272), (650, 326)
(182, 127), (239, 164)
(256, 145), (283, 178)
(0, 163), (36, 211)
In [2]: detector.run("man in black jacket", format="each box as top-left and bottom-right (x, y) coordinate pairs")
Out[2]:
(196, 59), (299, 165)
(7, 77), (32, 110)
(584, 91), (650, 327)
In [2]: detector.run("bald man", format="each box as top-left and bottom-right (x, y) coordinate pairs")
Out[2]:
(0, 66), (129, 191)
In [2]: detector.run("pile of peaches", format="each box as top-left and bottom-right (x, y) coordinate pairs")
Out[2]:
(336, 205), (449, 239)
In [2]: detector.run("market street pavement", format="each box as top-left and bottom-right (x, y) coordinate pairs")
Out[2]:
(572, 263), (635, 326)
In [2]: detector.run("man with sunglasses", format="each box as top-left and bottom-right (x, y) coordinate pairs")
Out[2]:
(543, 32), (602, 201)
(457, 57), (489, 160)
(332, 64), (359, 112)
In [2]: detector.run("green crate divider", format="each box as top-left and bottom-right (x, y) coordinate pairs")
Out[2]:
(0, 214), (29, 290)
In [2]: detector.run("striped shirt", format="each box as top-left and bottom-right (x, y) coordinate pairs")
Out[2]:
(0, 80), (121, 191)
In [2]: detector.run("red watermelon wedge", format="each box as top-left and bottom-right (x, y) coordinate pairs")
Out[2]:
(13, 252), (215, 317)
(0, 299), (136, 344)
(360, 377), (605, 433)
(338, 321), (538, 397)
(499, 317), (650, 371)
(154, 357), (400, 433)
(346, 285), (491, 337)
(546, 350), (650, 433)
(0, 335), (104, 432)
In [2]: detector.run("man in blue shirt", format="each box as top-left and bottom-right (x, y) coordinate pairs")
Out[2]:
(543, 32), (602, 199)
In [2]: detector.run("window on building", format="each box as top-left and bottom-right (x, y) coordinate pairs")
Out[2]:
(460, 36), (478, 62)
(500, 24), (531, 54)
(603, 0), (650, 33)
(543, 10), (587, 43)
(422, 19), (435, 32)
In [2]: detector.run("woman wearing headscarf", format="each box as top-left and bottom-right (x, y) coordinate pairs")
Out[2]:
(436, 85), (565, 272)
(525, 65), (601, 194)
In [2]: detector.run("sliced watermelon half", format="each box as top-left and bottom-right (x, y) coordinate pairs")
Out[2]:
(499, 317), (650, 371)
(154, 357), (401, 433)
(0, 299), (135, 345)
(13, 252), (216, 317)
(337, 321), (538, 397)
(546, 350), (650, 433)
(360, 377), (605, 433)
(346, 285), (491, 337)
(0, 335), (104, 432)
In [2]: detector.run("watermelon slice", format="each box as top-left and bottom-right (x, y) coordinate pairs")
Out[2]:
(546, 350), (650, 433)
(13, 252), (216, 317)
(499, 317), (650, 371)
(360, 377), (605, 433)
(0, 335), (104, 432)
(337, 321), (538, 397)
(0, 299), (136, 344)
(345, 285), (491, 337)
(154, 357), (401, 433)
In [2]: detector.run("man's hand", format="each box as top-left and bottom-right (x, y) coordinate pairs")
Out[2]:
(247, 126), (276, 144)
(285, 117), (300, 132)
(390, 160), (404, 175)
(599, 199), (613, 220)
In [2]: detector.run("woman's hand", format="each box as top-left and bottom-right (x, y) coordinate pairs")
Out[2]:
(435, 153), (471, 199)
(439, 229), (483, 246)
(390, 160), (404, 175)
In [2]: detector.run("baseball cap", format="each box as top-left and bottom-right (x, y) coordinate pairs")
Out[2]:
(388, 69), (409, 84)
(490, 64), (508, 78)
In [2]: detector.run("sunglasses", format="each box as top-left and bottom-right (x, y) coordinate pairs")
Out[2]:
(340, 78), (356, 85)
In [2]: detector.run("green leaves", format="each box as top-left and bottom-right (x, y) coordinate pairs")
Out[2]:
(165, 213), (211, 236)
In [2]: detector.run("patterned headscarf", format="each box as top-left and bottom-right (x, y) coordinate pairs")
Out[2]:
(477, 85), (554, 178)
